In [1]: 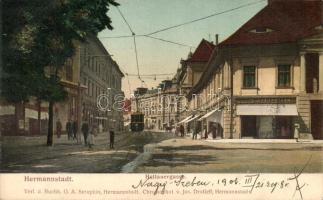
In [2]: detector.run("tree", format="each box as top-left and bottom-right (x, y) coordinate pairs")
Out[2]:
(2, 0), (119, 145)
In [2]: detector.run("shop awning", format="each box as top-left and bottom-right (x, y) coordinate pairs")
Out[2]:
(198, 108), (220, 121)
(124, 122), (131, 126)
(236, 104), (298, 116)
(185, 115), (201, 123)
(178, 115), (193, 124)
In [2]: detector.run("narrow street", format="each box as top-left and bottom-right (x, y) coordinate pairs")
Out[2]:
(0, 131), (174, 173)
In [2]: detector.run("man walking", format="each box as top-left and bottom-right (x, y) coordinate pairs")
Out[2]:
(56, 119), (62, 138)
(192, 125), (198, 140)
(81, 120), (89, 145)
(72, 120), (78, 140)
(109, 129), (115, 149)
(180, 124), (184, 137)
(66, 120), (72, 140)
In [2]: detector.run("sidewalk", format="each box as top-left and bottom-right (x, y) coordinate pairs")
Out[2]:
(206, 138), (323, 144)
(184, 133), (323, 145)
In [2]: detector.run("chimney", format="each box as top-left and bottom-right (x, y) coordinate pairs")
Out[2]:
(215, 34), (219, 45)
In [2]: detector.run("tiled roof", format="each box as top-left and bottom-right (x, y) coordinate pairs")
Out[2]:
(220, 0), (322, 46)
(185, 39), (216, 62)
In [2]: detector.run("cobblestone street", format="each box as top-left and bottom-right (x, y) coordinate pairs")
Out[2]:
(1, 132), (323, 173)
(0, 131), (174, 173)
(134, 138), (323, 173)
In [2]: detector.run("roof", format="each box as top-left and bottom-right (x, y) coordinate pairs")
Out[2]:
(220, 0), (322, 46)
(89, 35), (125, 77)
(185, 39), (216, 62)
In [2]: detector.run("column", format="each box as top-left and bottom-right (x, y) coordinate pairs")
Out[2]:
(319, 52), (323, 93)
(300, 53), (306, 92)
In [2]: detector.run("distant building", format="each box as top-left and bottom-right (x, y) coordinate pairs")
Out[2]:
(132, 80), (177, 131)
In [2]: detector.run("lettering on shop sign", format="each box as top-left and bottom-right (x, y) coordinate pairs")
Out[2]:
(236, 97), (296, 105)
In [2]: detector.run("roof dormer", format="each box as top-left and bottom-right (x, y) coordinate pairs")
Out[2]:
(249, 27), (274, 33)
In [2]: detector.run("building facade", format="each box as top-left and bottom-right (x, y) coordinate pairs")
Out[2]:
(0, 36), (124, 136)
(176, 39), (216, 123)
(0, 40), (85, 136)
(132, 80), (178, 131)
(79, 36), (124, 132)
(186, 0), (323, 140)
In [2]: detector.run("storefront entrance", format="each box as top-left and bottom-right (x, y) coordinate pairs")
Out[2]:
(241, 116), (257, 137)
(311, 100), (323, 139)
(241, 116), (294, 139)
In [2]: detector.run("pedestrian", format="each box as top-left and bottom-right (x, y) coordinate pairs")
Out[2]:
(72, 120), (78, 140)
(192, 125), (198, 140)
(88, 127), (95, 149)
(294, 123), (300, 142)
(180, 124), (185, 137)
(204, 128), (208, 139)
(99, 123), (103, 133)
(66, 120), (72, 140)
(109, 129), (115, 149)
(92, 123), (98, 136)
(56, 119), (62, 138)
(81, 121), (89, 145)
(212, 124), (217, 139)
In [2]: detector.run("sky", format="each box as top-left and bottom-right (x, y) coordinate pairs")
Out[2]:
(98, 0), (267, 97)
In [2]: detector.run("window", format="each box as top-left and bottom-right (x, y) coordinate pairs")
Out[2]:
(65, 58), (73, 81)
(250, 27), (274, 33)
(243, 66), (256, 88)
(277, 64), (291, 87)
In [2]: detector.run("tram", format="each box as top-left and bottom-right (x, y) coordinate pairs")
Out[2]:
(130, 112), (144, 132)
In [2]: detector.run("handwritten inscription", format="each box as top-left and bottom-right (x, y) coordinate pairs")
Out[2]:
(132, 159), (311, 199)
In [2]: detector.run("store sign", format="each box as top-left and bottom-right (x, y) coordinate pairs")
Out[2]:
(236, 104), (298, 116)
(235, 97), (296, 105)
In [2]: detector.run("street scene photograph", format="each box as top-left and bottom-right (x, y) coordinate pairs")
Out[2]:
(1, 0), (323, 176)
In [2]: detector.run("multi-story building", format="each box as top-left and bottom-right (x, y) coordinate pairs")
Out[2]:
(79, 35), (124, 131)
(132, 80), (177, 131)
(0, 36), (124, 136)
(187, 0), (323, 139)
(176, 39), (216, 123)
(0, 40), (86, 136)
(174, 39), (216, 135)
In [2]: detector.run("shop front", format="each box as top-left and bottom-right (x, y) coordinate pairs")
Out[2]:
(237, 103), (298, 139)
(199, 108), (224, 139)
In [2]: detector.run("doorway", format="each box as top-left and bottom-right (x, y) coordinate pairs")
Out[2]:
(305, 53), (319, 93)
(241, 116), (257, 138)
(311, 100), (323, 139)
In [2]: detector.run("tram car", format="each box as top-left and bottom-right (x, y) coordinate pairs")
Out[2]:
(130, 112), (144, 132)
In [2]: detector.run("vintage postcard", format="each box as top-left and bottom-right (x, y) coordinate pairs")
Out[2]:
(0, 0), (322, 199)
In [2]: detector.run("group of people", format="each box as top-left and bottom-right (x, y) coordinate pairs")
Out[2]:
(177, 124), (198, 139)
(56, 119), (115, 149)
(176, 123), (222, 140)
(55, 119), (78, 139)
(65, 120), (78, 140)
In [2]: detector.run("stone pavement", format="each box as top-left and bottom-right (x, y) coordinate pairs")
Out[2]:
(1, 131), (174, 173)
(134, 137), (323, 173)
